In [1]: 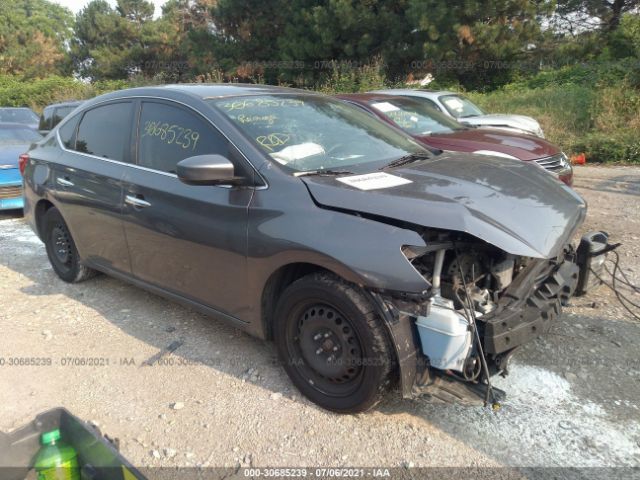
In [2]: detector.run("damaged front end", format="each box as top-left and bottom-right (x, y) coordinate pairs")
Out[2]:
(300, 154), (611, 405)
(369, 230), (608, 406)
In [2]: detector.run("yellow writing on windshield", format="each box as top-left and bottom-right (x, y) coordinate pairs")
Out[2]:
(220, 98), (304, 112)
(237, 114), (277, 125)
(256, 133), (290, 151)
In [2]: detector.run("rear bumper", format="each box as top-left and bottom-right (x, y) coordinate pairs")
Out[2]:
(0, 168), (23, 210)
(0, 184), (23, 210)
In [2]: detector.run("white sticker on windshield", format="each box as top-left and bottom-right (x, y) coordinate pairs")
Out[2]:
(337, 172), (412, 191)
(442, 97), (464, 111)
(371, 102), (400, 113)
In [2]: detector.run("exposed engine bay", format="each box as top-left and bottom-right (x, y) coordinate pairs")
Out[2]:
(374, 229), (609, 405)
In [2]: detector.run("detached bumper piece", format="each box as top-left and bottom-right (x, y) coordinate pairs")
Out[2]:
(414, 372), (506, 406)
(575, 231), (610, 296)
(483, 258), (579, 355)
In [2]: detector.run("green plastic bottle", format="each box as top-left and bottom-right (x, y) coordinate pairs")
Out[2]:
(34, 429), (80, 480)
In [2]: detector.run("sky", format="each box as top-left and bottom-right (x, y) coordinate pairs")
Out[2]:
(52, 0), (168, 17)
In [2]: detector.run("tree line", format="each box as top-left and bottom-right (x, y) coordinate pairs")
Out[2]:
(1, 0), (638, 90)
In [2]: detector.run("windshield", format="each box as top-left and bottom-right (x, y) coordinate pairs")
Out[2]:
(209, 94), (426, 173)
(439, 94), (485, 118)
(0, 108), (38, 124)
(368, 97), (465, 135)
(0, 126), (42, 145)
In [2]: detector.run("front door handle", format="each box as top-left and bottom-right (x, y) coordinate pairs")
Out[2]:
(125, 195), (151, 209)
(56, 177), (74, 187)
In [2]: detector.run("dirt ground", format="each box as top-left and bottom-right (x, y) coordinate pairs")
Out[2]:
(1, 165), (639, 473)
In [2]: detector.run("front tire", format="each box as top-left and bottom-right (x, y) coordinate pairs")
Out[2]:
(43, 207), (97, 283)
(274, 273), (395, 413)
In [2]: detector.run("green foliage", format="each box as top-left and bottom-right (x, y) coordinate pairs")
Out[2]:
(572, 132), (640, 164)
(468, 84), (595, 148)
(606, 13), (640, 59)
(0, 0), (74, 77)
(206, 0), (553, 89)
(405, 0), (552, 90)
(1, 0), (639, 163)
(554, 0), (638, 33)
(499, 59), (640, 91)
(317, 58), (387, 93)
(0, 75), (138, 111)
(70, 0), (164, 80)
(468, 68), (640, 164)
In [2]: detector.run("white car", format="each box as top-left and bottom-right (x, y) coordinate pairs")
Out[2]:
(371, 89), (545, 138)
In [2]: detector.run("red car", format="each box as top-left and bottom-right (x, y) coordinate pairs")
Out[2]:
(336, 93), (573, 186)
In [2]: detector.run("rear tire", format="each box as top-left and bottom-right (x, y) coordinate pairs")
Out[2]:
(43, 207), (97, 283)
(274, 272), (395, 413)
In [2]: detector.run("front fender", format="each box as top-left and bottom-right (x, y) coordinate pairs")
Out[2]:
(248, 204), (430, 296)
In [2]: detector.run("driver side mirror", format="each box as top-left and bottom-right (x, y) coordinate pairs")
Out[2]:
(177, 154), (242, 186)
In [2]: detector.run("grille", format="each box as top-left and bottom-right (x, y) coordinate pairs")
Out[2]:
(535, 153), (568, 173)
(0, 185), (22, 200)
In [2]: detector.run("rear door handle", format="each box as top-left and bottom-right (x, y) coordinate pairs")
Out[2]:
(125, 194), (151, 208)
(56, 177), (74, 187)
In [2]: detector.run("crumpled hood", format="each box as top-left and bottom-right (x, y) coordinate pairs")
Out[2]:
(461, 114), (543, 137)
(301, 153), (586, 258)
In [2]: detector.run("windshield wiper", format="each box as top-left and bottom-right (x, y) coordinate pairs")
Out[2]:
(294, 169), (354, 177)
(380, 152), (431, 170)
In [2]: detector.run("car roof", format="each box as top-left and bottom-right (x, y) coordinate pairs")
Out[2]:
(45, 100), (84, 109)
(75, 83), (320, 112)
(0, 107), (35, 111)
(89, 83), (312, 103)
(0, 122), (35, 129)
(371, 89), (457, 98)
(161, 83), (308, 98)
(336, 93), (416, 104)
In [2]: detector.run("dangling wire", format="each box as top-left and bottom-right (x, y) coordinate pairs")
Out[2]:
(590, 249), (640, 321)
(453, 243), (496, 407)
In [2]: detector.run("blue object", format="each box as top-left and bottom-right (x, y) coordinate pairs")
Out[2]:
(0, 129), (35, 211)
(0, 167), (23, 210)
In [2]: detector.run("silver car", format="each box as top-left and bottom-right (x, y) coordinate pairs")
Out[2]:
(371, 89), (545, 138)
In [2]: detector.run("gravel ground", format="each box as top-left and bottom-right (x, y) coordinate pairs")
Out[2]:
(1, 165), (639, 473)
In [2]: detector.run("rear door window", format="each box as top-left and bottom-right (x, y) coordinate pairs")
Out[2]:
(75, 102), (133, 161)
(137, 101), (229, 174)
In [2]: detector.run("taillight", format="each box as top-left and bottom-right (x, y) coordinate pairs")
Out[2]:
(18, 153), (29, 176)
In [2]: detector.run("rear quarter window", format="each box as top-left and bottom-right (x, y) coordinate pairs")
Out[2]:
(39, 107), (53, 131)
(58, 115), (80, 149)
(52, 106), (76, 129)
(74, 102), (133, 161)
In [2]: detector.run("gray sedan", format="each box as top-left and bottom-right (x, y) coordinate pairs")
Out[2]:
(22, 84), (602, 412)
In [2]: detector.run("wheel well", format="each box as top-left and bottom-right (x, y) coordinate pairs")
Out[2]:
(261, 263), (334, 340)
(34, 199), (55, 240)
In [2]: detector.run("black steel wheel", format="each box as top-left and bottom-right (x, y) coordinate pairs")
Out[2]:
(274, 273), (395, 413)
(43, 207), (97, 283)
